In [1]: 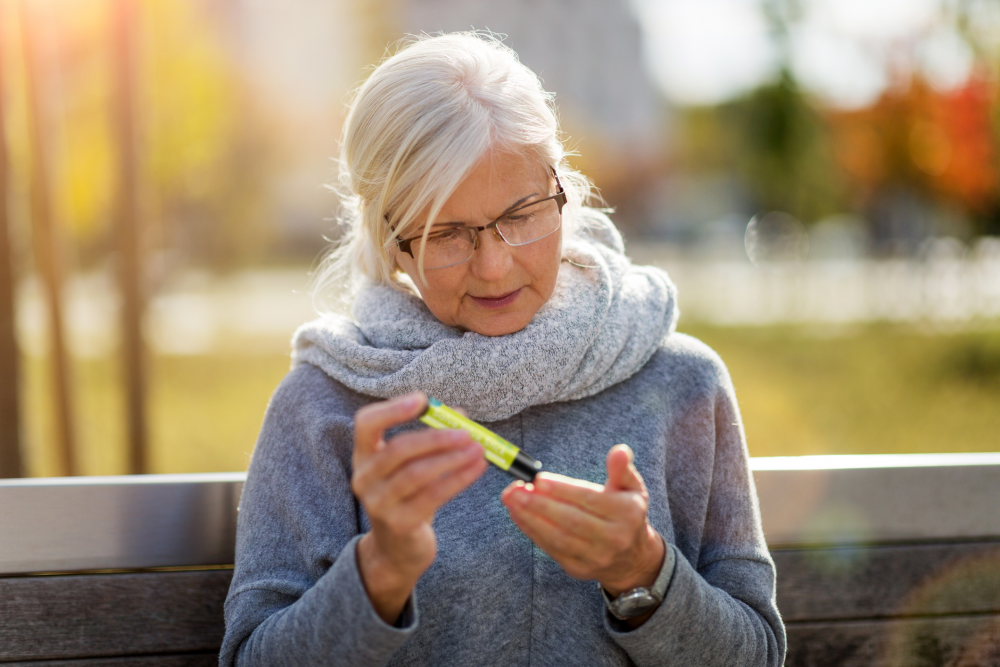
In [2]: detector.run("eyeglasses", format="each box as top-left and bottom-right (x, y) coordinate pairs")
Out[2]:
(393, 176), (566, 270)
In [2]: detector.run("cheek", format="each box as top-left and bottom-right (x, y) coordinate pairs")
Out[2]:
(396, 252), (451, 295)
(407, 268), (467, 323)
(525, 233), (562, 297)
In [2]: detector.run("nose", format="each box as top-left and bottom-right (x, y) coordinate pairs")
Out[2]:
(469, 227), (513, 281)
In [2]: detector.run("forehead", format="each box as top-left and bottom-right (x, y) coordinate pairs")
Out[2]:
(394, 149), (551, 237)
(434, 149), (549, 222)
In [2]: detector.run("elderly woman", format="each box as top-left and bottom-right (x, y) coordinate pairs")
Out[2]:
(220, 33), (785, 667)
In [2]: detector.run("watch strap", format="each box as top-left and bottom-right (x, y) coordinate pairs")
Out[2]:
(602, 538), (675, 620)
(650, 541), (675, 599)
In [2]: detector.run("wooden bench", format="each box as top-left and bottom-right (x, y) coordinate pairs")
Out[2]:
(757, 455), (1000, 666)
(2, 455), (998, 666)
(0, 474), (241, 666)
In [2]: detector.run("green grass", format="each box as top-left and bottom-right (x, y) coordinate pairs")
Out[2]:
(680, 323), (1000, 457)
(23, 353), (292, 476)
(19, 323), (1000, 476)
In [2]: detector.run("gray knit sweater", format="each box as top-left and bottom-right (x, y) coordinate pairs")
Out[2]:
(220, 333), (785, 666)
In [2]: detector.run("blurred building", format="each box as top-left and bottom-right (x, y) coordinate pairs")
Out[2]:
(400, 0), (663, 153)
(399, 0), (667, 233)
(178, 0), (667, 255)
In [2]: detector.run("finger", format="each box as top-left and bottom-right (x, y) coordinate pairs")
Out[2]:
(381, 442), (482, 506)
(500, 479), (526, 504)
(507, 486), (610, 541)
(502, 503), (609, 582)
(353, 428), (470, 493)
(390, 455), (488, 530)
(452, 406), (469, 418)
(371, 427), (472, 480)
(353, 392), (428, 457)
(605, 444), (646, 494)
(504, 490), (593, 560)
(531, 473), (626, 521)
(533, 472), (604, 495)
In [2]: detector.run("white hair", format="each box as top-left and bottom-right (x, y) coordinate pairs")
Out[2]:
(313, 31), (599, 310)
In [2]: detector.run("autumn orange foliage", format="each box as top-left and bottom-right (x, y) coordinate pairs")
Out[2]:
(828, 73), (998, 215)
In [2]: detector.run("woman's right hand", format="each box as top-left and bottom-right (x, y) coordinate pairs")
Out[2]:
(352, 392), (487, 624)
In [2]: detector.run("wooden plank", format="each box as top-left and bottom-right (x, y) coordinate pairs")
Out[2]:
(775, 541), (1000, 622)
(0, 18), (23, 479)
(0, 475), (242, 574)
(754, 463), (1000, 545)
(0, 570), (232, 662)
(2, 460), (998, 573)
(3, 654), (218, 666)
(786, 613), (1000, 667)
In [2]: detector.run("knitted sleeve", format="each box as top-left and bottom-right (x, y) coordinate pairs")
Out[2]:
(604, 347), (787, 667)
(218, 364), (417, 667)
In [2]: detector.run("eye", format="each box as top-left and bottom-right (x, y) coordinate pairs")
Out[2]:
(504, 206), (540, 225)
(426, 228), (465, 243)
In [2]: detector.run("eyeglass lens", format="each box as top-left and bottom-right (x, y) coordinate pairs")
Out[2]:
(411, 197), (562, 269)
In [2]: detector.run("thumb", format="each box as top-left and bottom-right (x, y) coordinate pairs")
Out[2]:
(605, 444), (644, 493)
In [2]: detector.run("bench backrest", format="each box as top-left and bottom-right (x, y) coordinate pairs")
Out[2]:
(2, 455), (998, 666)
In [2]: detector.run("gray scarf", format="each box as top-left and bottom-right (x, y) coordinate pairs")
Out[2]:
(291, 213), (678, 422)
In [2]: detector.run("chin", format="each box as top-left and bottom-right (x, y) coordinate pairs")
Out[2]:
(465, 311), (533, 337)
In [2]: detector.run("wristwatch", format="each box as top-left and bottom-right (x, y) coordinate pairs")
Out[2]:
(601, 541), (675, 620)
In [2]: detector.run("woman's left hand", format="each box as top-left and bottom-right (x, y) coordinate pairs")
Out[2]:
(501, 444), (665, 597)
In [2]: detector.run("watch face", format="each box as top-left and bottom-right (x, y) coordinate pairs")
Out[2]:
(613, 589), (661, 618)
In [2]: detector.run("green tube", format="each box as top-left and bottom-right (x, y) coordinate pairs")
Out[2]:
(420, 397), (542, 482)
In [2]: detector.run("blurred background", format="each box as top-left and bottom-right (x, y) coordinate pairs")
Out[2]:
(0, 0), (998, 477)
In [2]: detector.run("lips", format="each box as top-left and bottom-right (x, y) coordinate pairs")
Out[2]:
(469, 288), (522, 309)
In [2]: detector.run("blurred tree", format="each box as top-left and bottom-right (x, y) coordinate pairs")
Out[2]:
(734, 70), (845, 223)
(2, 0), (284, 270)
(828, 74), (999, 238)
(46, 3), (115, 261)
(673, 71), (846, 226)
(0, 28), (24, 478)
(696, 0), (843, 225)
(670, 0), (1000, 241)
(141, 0), (281, 269)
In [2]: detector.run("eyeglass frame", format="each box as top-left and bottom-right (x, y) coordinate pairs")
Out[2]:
(391, 174), (567, 262)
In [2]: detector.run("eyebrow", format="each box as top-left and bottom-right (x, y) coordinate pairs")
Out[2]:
(431, 191), (540, 229)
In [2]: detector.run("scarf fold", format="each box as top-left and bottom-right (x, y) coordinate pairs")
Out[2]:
(291, 212), (678, 422)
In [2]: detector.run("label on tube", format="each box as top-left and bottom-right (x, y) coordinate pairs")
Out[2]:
(420, 397), (542, 482)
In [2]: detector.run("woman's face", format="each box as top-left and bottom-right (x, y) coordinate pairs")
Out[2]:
(393, 149), (562, 337)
